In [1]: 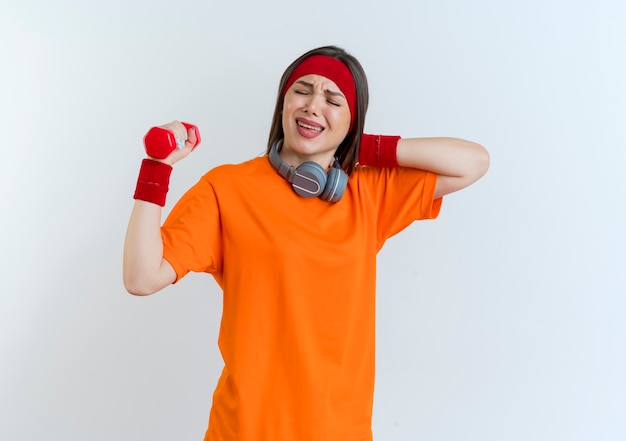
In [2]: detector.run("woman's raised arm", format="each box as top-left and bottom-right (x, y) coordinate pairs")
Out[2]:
(396, 137), (490, 198)
(122, 121), (197, 296)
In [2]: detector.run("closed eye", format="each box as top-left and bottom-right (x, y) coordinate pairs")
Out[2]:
(325, 90), (346, 107)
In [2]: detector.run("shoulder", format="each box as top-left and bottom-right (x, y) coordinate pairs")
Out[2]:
(195, 155), (282, 201)
(201, 155), (271, 182)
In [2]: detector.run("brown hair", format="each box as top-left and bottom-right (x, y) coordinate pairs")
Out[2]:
(266, 46), (369, 175)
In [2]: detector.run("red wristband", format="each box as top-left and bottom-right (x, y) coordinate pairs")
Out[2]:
(359, 134), (401, 168)
(133, 159), (173, 207)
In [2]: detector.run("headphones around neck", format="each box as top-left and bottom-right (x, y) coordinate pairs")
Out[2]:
(268, 140), (348, 203)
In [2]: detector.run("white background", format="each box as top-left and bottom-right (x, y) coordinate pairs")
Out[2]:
(1, 1), (624, 440)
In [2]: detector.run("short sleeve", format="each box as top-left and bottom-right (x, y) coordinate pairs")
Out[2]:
(356, 166), (442, 249)
(161, 174), (223, 283)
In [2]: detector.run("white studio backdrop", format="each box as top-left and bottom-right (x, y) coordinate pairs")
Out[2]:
(1, 1), (624, 440)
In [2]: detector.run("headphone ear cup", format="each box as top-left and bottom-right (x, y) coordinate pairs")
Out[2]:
(292, 161), (327, 198)
(320, 166), (348, 202)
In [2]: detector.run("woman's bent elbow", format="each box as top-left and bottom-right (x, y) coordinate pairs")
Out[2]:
(124, 280), (156, 296)
(123, 273), (165, 296)
(123, 259), (175, 296)
(474, 143), (490, 179)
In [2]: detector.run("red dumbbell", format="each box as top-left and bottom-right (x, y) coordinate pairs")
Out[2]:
(143, 122), (201, 159)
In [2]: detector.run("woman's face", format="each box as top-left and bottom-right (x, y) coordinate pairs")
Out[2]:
(280, 74), (351, 167)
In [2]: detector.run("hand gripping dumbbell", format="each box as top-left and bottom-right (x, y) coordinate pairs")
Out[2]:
(143, 122), (201, 159)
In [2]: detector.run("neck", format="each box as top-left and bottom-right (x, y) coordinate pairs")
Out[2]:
(277, 140), (337, 170)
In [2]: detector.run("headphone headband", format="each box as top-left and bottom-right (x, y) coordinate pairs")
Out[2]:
(268, 140), (348, 202)
(268, 140), (295, 181)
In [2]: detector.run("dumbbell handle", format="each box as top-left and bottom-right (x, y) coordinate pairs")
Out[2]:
(143, 122), (201, 159)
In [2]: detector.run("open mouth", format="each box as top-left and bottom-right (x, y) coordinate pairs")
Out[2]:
(297, 120), (324, 132)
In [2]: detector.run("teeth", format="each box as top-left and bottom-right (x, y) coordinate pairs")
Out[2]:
(298, 121), (322, 131)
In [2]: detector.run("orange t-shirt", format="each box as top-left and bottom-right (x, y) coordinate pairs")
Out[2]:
(161, 155), (442, 441)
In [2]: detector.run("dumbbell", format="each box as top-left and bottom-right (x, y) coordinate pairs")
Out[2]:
(143, 122), (201, 159)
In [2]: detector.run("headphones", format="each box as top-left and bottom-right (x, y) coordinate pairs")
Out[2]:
(268, 140), (348, 203)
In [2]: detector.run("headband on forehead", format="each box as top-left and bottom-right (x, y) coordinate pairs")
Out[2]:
(283, 55), (357, 131)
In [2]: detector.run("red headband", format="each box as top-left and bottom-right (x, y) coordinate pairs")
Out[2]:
(283, 55), (357, 131)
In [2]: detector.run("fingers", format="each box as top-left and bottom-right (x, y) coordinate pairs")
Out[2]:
(162, 121), (200, 150)
(176, 134), (188, 150)
(186, 125), (197, 147)
(144, 120), (200, 165)
(160, 120), (188, 149)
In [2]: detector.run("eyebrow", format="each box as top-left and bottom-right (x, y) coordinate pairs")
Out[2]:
(295, 80), (346, 99)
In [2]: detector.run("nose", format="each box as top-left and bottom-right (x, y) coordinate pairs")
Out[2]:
(303, 92), (323, 115)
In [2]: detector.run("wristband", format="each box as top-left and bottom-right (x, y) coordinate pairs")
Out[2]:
(359, 134), (401, 168)
(133, 159), (173, 207)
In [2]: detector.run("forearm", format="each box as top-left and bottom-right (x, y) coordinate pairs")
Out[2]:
(123, 200), (176, 295)
(396, 137), (490, 197)
(396, 137), (486, 176)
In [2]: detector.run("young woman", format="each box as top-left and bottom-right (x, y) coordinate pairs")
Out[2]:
(124, 45), (489, 441)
